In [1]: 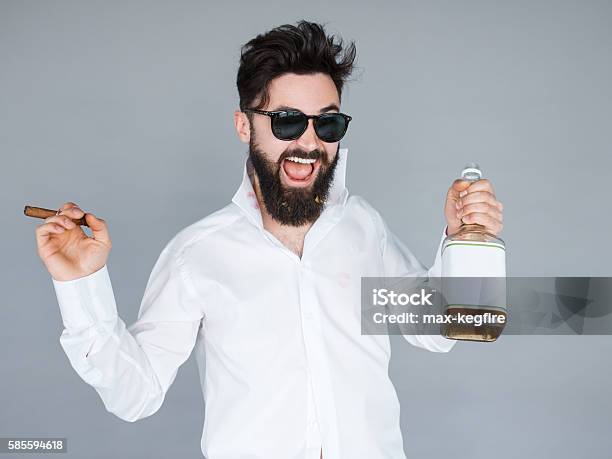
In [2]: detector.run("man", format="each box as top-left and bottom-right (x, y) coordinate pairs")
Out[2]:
(35, 20), (503, 459)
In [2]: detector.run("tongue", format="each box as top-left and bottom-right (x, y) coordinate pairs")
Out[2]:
(283, 160), (313, 180)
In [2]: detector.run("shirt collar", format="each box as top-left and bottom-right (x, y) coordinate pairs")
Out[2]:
(231, 147), (349, 228)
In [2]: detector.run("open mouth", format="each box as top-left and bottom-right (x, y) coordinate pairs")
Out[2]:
(281, 156), (320, 187)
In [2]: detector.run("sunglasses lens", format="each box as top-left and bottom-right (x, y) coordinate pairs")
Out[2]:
(272, 111), (307, 140)
(315, 114), (348, 142)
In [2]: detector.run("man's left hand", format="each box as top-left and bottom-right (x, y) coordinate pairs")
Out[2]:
(444, 179), (503, 237)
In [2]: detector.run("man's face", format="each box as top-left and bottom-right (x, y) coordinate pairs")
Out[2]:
(247, 73), (342, 226)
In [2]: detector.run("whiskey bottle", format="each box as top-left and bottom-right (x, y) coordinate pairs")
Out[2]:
(440, 163), (507, 342)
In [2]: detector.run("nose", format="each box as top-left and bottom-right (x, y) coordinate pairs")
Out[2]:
(295, 119), (319, 152)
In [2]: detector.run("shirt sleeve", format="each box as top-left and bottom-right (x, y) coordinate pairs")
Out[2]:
(378, 214), (456, 353)
(52, 245), (203, 422)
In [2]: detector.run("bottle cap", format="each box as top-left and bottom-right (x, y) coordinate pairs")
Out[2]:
(461, 162), (482, 182)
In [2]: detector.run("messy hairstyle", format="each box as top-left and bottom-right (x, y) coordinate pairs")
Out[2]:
(237, 20), (357, 111)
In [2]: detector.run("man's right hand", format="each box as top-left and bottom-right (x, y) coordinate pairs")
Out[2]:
(35, 202), (112, 281)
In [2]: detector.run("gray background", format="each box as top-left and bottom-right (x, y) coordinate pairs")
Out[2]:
(2, 0), (611, 457)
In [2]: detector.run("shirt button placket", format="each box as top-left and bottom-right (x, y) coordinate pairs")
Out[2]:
(299, 261), (324, 458)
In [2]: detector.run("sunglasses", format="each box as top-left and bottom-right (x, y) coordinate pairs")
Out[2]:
(243, 108), (352, 143)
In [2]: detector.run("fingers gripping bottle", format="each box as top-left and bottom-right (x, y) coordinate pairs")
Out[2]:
(440, 163), (507, 342)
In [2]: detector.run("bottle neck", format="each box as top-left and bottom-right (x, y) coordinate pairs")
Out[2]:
(459, 223), (486, 232)
(451, 223), (504, 244)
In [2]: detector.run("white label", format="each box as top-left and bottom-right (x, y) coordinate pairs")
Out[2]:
(441, 240), (506, 278)
(441, 240), (507, 312)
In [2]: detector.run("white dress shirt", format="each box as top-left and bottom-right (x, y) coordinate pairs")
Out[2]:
(52, 147), (456, 459)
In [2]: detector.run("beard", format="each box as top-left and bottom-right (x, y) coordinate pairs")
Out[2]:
(248, 138), (340, 226)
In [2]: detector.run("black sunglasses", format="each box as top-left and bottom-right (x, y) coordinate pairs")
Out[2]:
(243, 108), (352, 143)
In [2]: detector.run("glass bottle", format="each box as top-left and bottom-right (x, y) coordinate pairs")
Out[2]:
(440, 163), (507, 342)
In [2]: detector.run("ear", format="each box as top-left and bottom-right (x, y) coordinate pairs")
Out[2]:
(234, 110), (251, 143)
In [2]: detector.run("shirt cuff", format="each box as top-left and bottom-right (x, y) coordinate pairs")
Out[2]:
(427, 226), (449, 279)
(52, 265), (118, 329)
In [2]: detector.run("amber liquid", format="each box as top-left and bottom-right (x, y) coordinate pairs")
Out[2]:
(441, 306), (507, 342)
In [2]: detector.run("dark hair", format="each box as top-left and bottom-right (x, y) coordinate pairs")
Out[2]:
(237, 20), (357, 111)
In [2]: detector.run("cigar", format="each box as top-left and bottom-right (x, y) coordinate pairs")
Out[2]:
(23, 205), (89, 227)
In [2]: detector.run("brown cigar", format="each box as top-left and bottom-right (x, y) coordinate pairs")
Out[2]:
(23, 205), (89, 227)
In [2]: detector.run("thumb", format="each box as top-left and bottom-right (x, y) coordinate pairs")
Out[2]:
(85, 213), (111, 245)
(449, 179), (471, 198)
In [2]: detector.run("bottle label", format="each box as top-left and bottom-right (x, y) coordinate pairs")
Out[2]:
(441, 240), (507, 313)
(441, 240), (506, 278)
